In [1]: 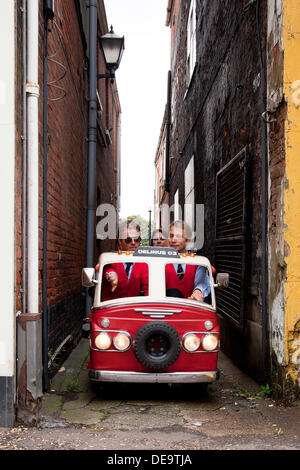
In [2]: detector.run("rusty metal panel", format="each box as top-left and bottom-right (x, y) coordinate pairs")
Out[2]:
(215, 147), (249, 328)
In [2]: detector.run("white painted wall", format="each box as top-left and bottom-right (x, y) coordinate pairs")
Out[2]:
(0, 2), (15, 377)
(184, 156), (195, 249)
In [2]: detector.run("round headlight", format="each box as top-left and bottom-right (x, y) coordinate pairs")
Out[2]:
(113, 333), (131, 351)
(204, 320), (214, 331)
(202, 334), (218, 351)
(95, 332), (112, 350)
(183, 334), (201, 352)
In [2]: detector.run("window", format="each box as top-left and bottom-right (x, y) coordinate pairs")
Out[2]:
(187, 0), (196, 87)
(101, 262), (149, 301)
(165, 263), (211, 304)
(174, 189), (180, 220)
(184, 156), (195, 248)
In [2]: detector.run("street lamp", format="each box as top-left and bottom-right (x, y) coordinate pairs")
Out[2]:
(98, 26), (125, 83)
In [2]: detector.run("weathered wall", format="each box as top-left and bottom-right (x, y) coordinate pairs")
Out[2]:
(15, 0), (120, 356)
(267, 0), (286, 375)
(282, 0), (300, 391)
(267, 0), (300, 397)
(168, 0), (267, 381)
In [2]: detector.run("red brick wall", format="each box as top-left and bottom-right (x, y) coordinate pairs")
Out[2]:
(36, 1), (87, 320)
(15, 0), (120, 351)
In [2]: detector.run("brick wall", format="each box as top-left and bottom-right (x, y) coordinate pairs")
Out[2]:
(167, 0), (268, 380)
(15, 0), (120, 353)
(38, 0), (88, 349)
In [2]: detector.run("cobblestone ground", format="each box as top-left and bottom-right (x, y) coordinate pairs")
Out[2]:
(0, 339), (299, 451)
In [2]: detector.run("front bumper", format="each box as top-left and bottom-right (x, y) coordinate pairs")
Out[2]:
(89, 369), (219, 384)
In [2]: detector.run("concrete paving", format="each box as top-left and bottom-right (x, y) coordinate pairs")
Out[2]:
(0, 338), (299, 450)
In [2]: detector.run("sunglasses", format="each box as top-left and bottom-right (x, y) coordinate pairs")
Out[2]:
(124, 236), (141, 243)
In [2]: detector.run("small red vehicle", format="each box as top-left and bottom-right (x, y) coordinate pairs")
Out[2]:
(82, 247), (229, 388)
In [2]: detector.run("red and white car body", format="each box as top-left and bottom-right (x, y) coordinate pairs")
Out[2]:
(82, 247), (228, 385)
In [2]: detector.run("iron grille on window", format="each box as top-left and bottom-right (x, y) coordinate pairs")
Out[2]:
(215, 147), (249, 328)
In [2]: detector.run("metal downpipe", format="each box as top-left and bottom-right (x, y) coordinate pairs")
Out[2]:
(26, 0), (40, 315)
(165, 70), (171, 193)
(256, 0), (269, 383)
(42, 9), (50, 392)
(21, 0), (27, 315)
(85, 0), (98, 315)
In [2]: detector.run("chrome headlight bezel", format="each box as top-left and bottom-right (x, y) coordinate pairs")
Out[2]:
(182, 333), (201, 352)
(113, 332), (131, 352)
(94, 331), (112, 350)
(202, 334), (218, 351)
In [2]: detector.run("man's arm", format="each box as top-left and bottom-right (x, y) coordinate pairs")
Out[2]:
(104, 267), (118, 292)
(188, 266), (211, 302)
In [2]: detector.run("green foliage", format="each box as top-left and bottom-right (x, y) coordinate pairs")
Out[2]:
(235, 384), (272, 400)
(259, 383), (272, 398)
(66, 379), (79, 392)
(90, 409), (109, 420)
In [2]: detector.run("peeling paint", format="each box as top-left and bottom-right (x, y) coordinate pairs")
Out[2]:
(291, 80), (300, 106)
(270, 283), (285, 365)
(288, 319), (300, 377)
(283, 0), (300, 387)
(290, 339), (300, 366)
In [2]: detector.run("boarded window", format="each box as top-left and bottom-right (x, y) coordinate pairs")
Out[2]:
(215, 147), (249, 328)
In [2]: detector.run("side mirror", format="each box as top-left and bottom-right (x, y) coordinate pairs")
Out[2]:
(82, 267), (97, 287)
(82, 317), (90, 338)
(215, 273), (229, 288)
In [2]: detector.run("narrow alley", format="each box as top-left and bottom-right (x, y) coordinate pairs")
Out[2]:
(1, 339), (299, 451)
(1, 1), (300, 457)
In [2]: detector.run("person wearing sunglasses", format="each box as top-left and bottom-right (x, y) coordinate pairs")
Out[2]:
(165, 220), (210, 302)
(102, 221), (148, 300)
(151, 228), (168, 247)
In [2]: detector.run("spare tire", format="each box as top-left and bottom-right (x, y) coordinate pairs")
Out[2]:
(134, 322), (181, 369)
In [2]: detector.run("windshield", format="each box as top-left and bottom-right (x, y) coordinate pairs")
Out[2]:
(100, 261), (211, 304)
(101, 262), (149, 301)
(165, 263), (211, 303)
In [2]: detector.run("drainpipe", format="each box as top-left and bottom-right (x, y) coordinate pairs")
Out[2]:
(42, 3), (52, 392)
(85, 0), (98, 315)
(165, 70), (171, 193)
(17, 0), (44, 421)
(256, 0), (268, 383)
(27, 0), (40, 316)
(261, 67), (268, 383)
(21, 0), (27, 314)
(116, 112), (121, 231)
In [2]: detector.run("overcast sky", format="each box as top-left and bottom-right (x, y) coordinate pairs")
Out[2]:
(104, 0), (171, 222)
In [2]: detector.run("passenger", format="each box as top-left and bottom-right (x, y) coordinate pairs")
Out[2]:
(166, 220), (210, 302)
(101, 220), (148, 301)
(151, 228), (168, 247)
